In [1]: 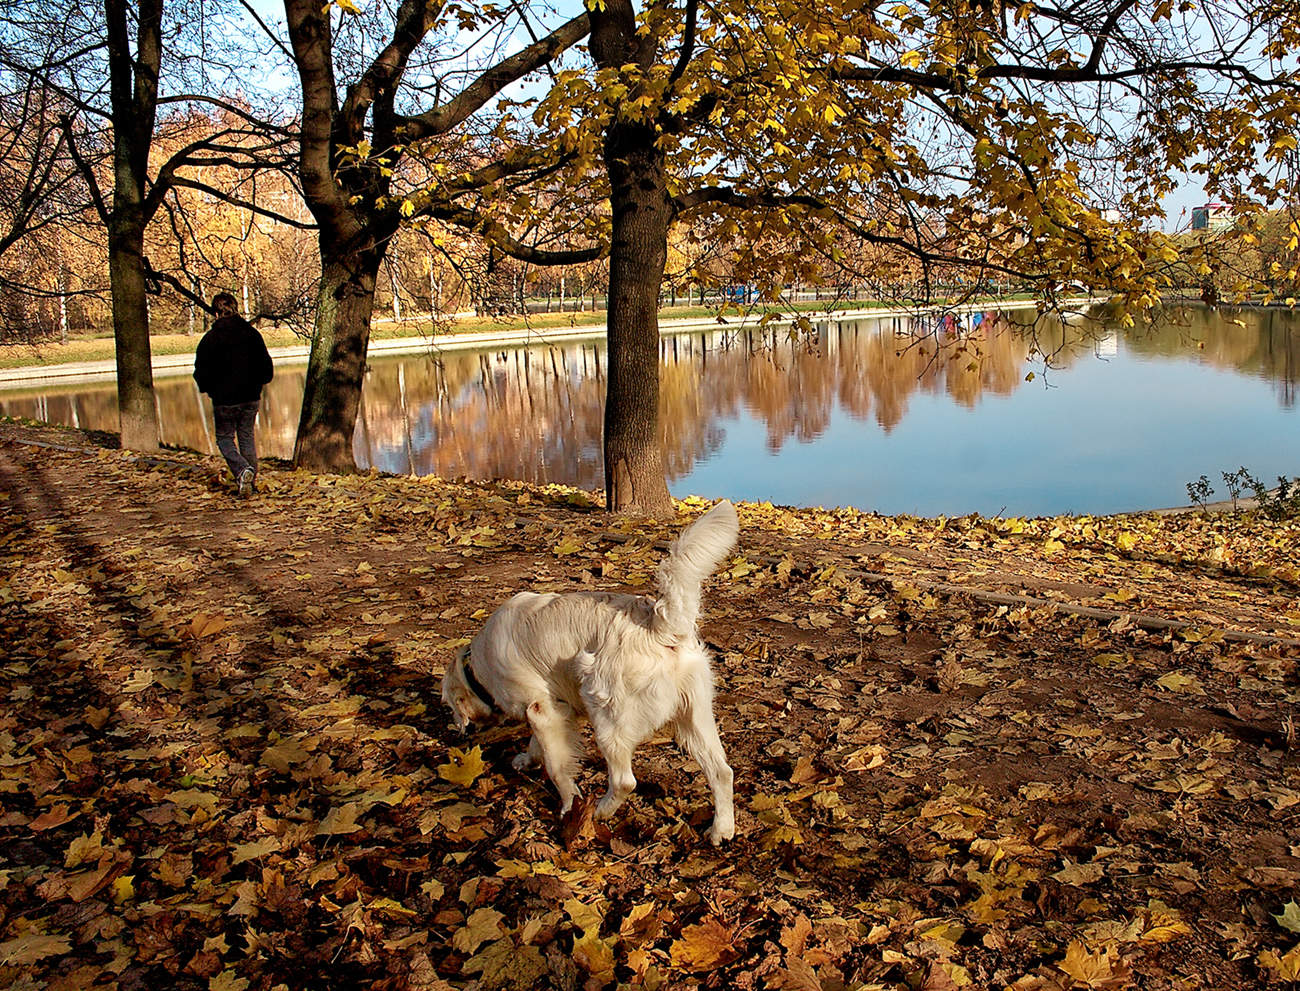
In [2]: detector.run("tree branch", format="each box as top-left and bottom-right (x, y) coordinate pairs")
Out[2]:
(400, 11), (590, 140)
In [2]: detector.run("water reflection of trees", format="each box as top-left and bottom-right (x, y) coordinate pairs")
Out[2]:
(4, 305), (1295, 486)
(1125, 305), (1299, 407)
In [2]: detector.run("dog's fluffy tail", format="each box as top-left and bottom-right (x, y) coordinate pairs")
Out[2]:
(653, 499), (739, 645)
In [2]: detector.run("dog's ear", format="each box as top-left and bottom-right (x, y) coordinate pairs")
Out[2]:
(441, 646), (479, 732)
(451, 694), (477, 732)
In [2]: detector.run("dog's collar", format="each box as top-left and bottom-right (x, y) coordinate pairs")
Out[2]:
(463, 662), (497, 712)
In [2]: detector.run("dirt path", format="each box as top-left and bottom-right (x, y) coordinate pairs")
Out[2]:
(1, 420), (1297, 990)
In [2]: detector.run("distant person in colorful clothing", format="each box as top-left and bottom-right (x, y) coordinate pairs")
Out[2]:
(193, 293), (274, 497)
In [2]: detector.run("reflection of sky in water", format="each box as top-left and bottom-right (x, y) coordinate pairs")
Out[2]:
(676, 349), (1295, 516)
(5, 307), (1297, 517)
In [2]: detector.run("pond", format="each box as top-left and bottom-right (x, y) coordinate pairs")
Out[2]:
(5, 304), (1296, 517)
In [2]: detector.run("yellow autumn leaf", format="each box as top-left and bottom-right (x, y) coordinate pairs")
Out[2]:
(209, 969), (251, 991)
(573, 934), (616, 980)
(1259, 944), (1300, 982)
(1155, 671), (1204, 695)
(451, 907), (505, 955)
(669, 917), (739, 971)
(64, 831), (104, 869)
(1140, 918), (1192, 942)
(438, 746), (487, 787)
(1057, 940), (1133, 988)
(111, 875), (135, 904)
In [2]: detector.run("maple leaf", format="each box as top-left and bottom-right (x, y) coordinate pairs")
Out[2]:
(1057, 941), (1133, 989)
(1052, 861), (1105, 886)
(1259, 944), (1300, 982)
(464, 939), (548, 986)
(231, 838), (281, 864)
(208, 970), (250, 991)
(1275, 901), (1300, 935)
(187, 613), (228, 639)
(438, 746), (487, 787)
(122, 667), (156, 693)
(451, 907), (505, 955)
(1155, 671), (1205, 695)
(573, 934), (616, 981)
(63, 831), (104, 869)
(316, 803), (363, 835)
(260, 736), (312, 773)
(669, 917), (740, 971)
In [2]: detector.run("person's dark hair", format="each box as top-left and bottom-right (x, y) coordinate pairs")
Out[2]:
(213, 293), (239, 318)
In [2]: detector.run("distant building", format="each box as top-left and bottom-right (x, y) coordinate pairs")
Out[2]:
(1191, 203), (1233, 231)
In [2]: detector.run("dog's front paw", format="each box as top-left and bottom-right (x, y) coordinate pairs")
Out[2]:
(708, 820), (735, 845)
(593, 795), (623, 819)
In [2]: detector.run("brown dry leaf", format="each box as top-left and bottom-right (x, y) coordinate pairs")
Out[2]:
(0, 932), (72, 967)
(768, 958), (821, 991)
(560, 796), (596, 850)
(231, 838), (281, 864)
(780, 913), (813, 957)
(188, 613), (229, 639)
(316, 803), (362, 836)
(789, 756), (821, 784)
(260, 736), (312, 773)
(920, 959), (974, 990)
(618, 902), (662, 946)
(29, 805), (79, 832)
(669, 916), (740, 972)
(1053, 861), (1105, 886)
(63, 831), (104, 869)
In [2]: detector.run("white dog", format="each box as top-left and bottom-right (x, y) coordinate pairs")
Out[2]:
(440, 500), (739, 844)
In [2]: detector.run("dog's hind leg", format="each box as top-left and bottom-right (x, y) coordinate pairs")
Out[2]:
(525, 699), (582, 814)
(674, 695), (735, 845)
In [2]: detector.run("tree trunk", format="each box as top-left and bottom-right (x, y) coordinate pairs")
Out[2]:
(108, 220), (159, 451)
(292, 245), (383, 472)
(602, 121), (674, 516)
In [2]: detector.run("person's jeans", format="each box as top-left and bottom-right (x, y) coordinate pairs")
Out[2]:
(213, 401), (261, 481)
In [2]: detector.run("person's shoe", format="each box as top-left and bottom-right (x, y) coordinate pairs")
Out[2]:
(238, 468), (254, 498)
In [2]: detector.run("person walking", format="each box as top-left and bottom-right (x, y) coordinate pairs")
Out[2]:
(194, 292), (274, 497)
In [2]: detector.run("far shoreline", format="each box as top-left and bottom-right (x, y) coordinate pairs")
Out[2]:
(0, 296), (1092, 390)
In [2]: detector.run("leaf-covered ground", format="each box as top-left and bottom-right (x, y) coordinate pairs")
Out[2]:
(1, 420), (1298, 991)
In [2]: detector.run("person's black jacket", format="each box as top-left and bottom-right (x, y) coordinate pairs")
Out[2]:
(193, 315), (274, 405)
